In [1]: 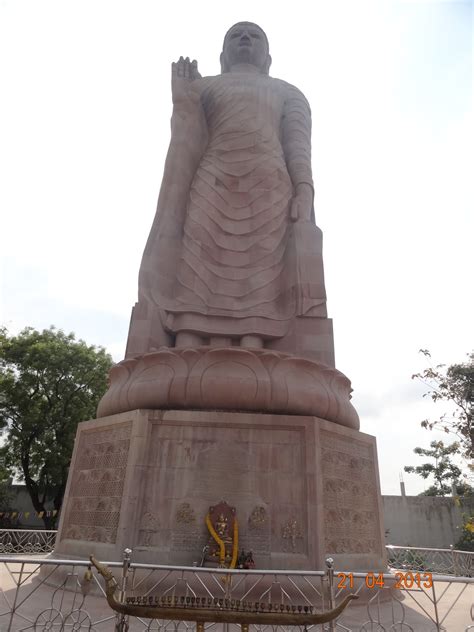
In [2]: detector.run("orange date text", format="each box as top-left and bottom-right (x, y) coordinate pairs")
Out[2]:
(337, 571), (433, 590)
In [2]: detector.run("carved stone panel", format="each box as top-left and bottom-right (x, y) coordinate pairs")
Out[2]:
(137, 509), (159, 547)
(321, 430), (382, 555)
(245, 505), (271, 554)
(171, 502), (206, 553)
(56, 410), (385, 570)
(140, 422), (306, 558)
(60, 423), (131, 543)
(281, 518), (303, 553)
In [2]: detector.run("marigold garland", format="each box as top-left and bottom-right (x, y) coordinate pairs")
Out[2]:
(230, 518), (239, 569)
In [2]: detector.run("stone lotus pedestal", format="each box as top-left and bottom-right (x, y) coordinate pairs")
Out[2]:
(55, 406), (386, 571)
(96, 346), (360, 429)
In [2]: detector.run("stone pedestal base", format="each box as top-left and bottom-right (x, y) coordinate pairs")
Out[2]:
(55, 410), (386, 571)
(96, 347), (359, 430)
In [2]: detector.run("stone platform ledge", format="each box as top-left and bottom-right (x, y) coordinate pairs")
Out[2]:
(97, 346), (359, 429)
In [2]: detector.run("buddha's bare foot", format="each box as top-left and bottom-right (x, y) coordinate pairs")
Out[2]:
(240, 335), (264, 349)
(175, 332), (203, 348)
(209, 337), (232, 347)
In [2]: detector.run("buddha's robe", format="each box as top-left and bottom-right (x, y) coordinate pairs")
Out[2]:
(139, 71), (324, 340)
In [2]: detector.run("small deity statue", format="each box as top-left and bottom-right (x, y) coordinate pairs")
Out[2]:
(127, 21), (328, 356)
(215, 513), (229, 538)
(204, 501), (238, 568)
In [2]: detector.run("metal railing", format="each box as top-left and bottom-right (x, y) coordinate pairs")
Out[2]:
(2, 530), (473, 578)
(0, 553), (472, 631)
(387, 544), (474, 577)
(0, 529), (57, 554)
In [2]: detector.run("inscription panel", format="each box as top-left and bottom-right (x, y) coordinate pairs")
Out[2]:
(61, 423), (131, 544)
(321, 430), (382, 555)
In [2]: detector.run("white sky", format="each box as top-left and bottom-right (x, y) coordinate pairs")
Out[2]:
(1, 0), (472, 495)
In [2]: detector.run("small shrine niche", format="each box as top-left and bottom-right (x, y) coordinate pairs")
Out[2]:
(203, 501), (238, 568)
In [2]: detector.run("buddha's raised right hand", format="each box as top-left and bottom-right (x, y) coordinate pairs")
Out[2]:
(172, 57), (201, 110)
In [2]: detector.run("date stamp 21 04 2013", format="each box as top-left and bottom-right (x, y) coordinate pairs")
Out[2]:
(337, 571), (433, 590)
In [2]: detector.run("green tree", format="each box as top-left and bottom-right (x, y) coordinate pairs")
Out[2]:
(0, 456), (13, 518)
(404, 440), (463, 496)
(412, 350), (473, 459)
(0, 327), (113, 529)
(455, 514), (474, 552)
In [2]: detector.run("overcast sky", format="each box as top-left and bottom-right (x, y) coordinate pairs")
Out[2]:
(1, 0), (472, 495)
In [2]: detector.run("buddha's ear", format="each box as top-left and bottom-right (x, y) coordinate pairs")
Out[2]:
(263, 54), (272, 75)
(220, 52), (228, 73)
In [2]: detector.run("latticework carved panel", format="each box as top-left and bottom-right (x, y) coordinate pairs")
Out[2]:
(60, 422), (131, 544)
(321, 430), (382, 555)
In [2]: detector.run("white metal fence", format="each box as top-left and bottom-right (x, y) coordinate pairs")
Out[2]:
(0, 530), (57, 555)
(0, 553), (472, 631)
(3, 530), (473, 578)
(387, 544), (474, 578)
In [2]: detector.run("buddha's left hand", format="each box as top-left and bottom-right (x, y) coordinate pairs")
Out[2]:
(290, 183), (313, 222)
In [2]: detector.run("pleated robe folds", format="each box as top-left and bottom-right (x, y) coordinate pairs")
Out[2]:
(139, 71), (321, 340)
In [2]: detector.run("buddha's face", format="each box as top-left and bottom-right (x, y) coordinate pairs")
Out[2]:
(222, 22), (270, 73)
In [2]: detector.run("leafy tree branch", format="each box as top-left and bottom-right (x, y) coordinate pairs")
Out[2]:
(412, 350), (473, 460)
(0, 327), (113, 529)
